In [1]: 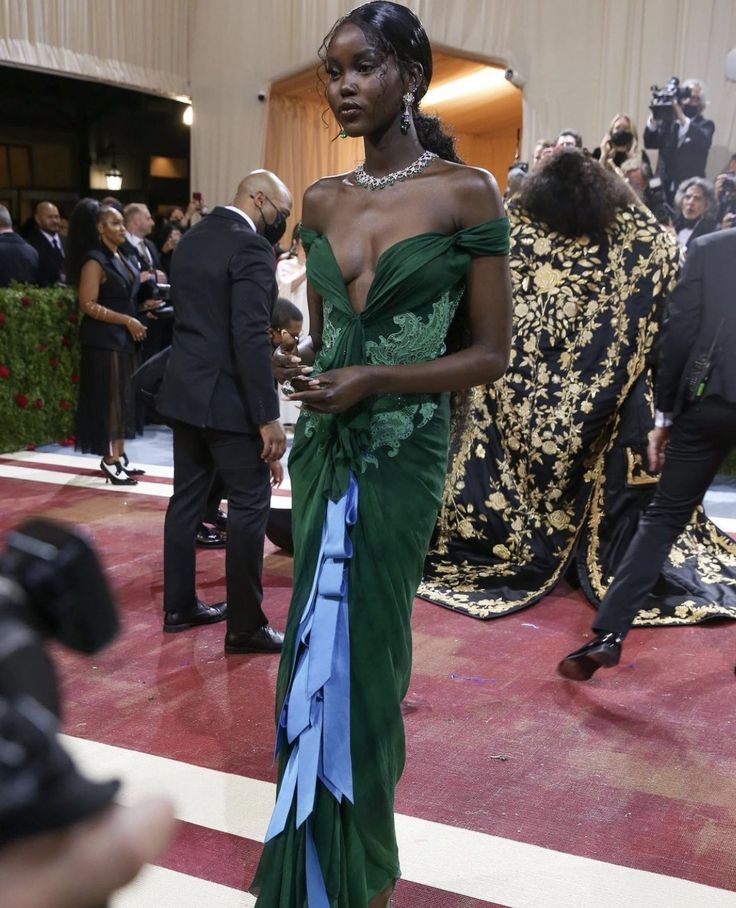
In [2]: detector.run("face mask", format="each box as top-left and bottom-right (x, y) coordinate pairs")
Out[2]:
(610, 130), (633, 146)
(682, 104), (699, 118)
(257, 197), (287, 245)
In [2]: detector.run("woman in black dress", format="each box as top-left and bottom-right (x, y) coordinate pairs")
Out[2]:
(68, 199), (148, 484)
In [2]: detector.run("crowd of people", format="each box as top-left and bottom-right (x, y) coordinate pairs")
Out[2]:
(510, 80), (736, 260)
(2, 2), (736, 907)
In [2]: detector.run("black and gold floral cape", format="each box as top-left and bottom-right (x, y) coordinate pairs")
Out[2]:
(419, 203), (736, 624)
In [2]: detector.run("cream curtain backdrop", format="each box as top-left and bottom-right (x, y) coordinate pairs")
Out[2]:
(0, 0), (189, 97)
(189, 0), (736, 218)
(264, 94), (364, 228)
(1, 0), (734, 213)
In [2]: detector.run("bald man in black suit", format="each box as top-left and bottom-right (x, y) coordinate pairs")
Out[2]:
(158, 170), (291, 654)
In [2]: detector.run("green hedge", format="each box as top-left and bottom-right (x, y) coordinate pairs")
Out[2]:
(0, 284), (80, 453)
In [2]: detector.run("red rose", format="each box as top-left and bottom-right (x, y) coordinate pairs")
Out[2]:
(68, 313), (78, 324)
(25, 442), (36, 450)
(49, 357), (58, 368)
(0, 313), (5, 325)
(37, 343), (47, 352)
(61, 335), (71, 347)
(21, 296), (31, 307)
(59, 399), (69, 411)
(0, 365), (9, 378)
(60, 436), (75, 447)
(34, 398), (43, 409)
(15, 393), (28, 408)
(71, 373), (80, 384)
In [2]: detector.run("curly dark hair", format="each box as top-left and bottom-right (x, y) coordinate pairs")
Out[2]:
(518, 148), (634, 239)
(320, 1), (462, 163)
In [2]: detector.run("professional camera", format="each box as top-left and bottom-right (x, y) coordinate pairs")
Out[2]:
(0, 519), (120, 848)
(645, 176), (675, 226)
(649, 77), (691, 122)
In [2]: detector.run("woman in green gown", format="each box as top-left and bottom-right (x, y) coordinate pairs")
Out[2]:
(251, 3), (511, 906)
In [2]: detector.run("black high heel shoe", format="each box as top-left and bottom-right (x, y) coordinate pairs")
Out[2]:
(119, 451), (145, 476)
(100, 458), (138, 485)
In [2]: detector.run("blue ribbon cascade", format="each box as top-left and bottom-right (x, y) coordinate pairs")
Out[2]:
(265, 472), (359, 906)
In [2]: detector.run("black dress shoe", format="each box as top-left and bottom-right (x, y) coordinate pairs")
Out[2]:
(225, 625), (284, 654)
(212, 509), (227, 530)
(196, 525), (227, 548)
(557, 632), (623, 681)
(163, 599), (227, 633)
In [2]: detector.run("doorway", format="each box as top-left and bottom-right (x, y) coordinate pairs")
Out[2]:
(264, 50), (523, 227)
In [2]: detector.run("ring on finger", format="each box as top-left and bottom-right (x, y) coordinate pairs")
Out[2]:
(282, 380), (294, 395)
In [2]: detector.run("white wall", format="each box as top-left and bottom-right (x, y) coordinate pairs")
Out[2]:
(188, 0), (736, 204)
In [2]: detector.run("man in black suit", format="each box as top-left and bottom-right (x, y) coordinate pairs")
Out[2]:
(644, 79), (715, 203)
(559, 228), (736, 680)
(25, 201), (65, 286)
(157, 170), (290, 653)
(122, 203), (171, 361)
(0, 204), (40, 286)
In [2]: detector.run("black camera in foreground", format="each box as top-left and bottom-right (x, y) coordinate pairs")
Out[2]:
(650, 76), (691, 122)
(0, 519), (120, 848)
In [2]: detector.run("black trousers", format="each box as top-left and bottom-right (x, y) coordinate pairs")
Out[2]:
(163, 420), (270, 634)
(594, 396), (736, 637)
(204, 473), (227, 524)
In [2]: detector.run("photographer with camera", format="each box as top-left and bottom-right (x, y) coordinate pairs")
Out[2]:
(0, 519), (175, 907)
(715, 172), (736, 230)
(620, 156), (675, 227)
(559, 226), (736, 681)
(644, 78), (715, 203)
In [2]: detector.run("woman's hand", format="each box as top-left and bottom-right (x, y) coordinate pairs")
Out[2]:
(126, 317), (148, 342)
(290, 366), (372, 413)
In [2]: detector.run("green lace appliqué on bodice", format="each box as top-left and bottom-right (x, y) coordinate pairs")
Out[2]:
(364, 288), (463, 365)
(303, 288), (462, 461)
(313, 301), (341, 373)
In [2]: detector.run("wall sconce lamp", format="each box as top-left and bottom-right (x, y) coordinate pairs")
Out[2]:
(105, 164), (123, 191)
(183, 105), (193, 126)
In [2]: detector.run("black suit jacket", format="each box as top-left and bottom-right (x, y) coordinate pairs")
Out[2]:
(0, 232), (40, 286)
(25, 226), (65, 286)
(643, 115), (715, 196)
(120, 236), (161, 273)
(656, 228), (736, 415)
(156, 207), (279, 432)
(676, 214), (718, 251)
(120, 237), (162, 303)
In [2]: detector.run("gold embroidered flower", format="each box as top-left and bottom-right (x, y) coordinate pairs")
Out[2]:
(534, 263), (563, 292)
(533, 236), (552, 255)
(493, 543), (511, 559)
(457, 518), (475, 539)
(548, 509), (569, 530)
(486, 491), (508, 510)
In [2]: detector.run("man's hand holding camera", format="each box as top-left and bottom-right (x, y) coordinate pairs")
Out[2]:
(273, 330), (314, 395)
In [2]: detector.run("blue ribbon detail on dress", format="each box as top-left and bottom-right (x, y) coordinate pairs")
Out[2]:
(265, 472), (359, 906)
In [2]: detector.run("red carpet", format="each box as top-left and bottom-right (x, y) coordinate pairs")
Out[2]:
(3, 469), (736, 904)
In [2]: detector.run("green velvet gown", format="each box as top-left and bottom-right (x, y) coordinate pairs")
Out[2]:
(251, 217), (509, 907)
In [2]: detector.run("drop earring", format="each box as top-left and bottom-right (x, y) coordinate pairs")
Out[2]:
(339, 126), (348, 139)
(400, 90), (415, 135)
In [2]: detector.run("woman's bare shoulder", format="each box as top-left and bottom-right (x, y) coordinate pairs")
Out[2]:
(435, 160), (505, 226)
(302, 173), (352, 231)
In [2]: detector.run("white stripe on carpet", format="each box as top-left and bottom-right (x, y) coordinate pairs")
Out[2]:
(0, 462), (293, 504)
(112, 864), (255, 907)
(0, 450), (175, 478)
(62, 736), (736, 908)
